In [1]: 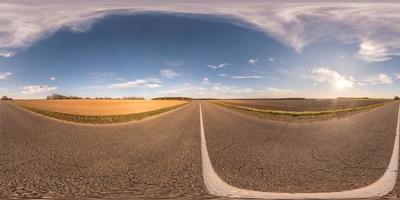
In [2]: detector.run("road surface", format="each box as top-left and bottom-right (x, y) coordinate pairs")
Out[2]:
(0, 101), (399, 199)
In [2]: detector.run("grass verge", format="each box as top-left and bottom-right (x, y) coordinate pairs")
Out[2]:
(9, 102), (188, 124)
(213, 101), (388, 122)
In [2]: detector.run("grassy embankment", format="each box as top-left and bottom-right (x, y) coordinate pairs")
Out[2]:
(8, 101), (188, 124)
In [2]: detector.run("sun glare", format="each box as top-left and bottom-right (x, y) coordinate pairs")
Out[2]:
(334, 78), (353, 90)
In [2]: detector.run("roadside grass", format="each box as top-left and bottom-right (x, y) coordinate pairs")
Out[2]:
(9, 102), (188, 124)
(213, 101), (389, 121)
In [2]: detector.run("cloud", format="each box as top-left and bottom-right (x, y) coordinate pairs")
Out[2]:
(108, 79), (161, 89)
(158, 83), (206, 95)
(211, 83), (254, 94)
(21, 85), (58, 95)
(268, 57), (275, 62)
(231, 75), (263, 79)
(356, 39), (397, 62)
(0, 2), (400, 62)
(159, 69), (180, 79)
(49, 76), (56, 81)
(219, 73), (228, 77)
(88, 72), (124, 82)
(206, 63), (229, 70)
(202, 77), (210, 85)
(248, 58), (258, 65)
(365, 73), (393, 85)
(0, 72), (12, 80)
(266, 87), (294, 94)
(308, 67), (354, 90)
(394, 73), (400, 80)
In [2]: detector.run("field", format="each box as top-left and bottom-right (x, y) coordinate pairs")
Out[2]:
(213, 99), (393, 121)
(9, 100), (188, 124)
(215, 99), (392, 112)
(11, 100), (187, 115)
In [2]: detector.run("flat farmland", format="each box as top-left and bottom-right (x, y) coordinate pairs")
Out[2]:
(10, 99), (187, 116)
(215, 99), (392, 112)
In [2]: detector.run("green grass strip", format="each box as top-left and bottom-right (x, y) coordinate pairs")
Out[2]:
(12, 102), (188, 124)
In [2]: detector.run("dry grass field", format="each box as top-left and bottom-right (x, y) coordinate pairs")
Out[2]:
(8, 99), (188, 124)
(215, 99), (392, 112)
(11, 100), (187, 116)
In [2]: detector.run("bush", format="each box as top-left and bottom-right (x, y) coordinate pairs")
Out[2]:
(394, 96), (400, 100)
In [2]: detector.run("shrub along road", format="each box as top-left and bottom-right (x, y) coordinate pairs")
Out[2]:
(0, 101), (399, 199)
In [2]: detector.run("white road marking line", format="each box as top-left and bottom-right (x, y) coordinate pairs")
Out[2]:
(200, 103), (400, 199)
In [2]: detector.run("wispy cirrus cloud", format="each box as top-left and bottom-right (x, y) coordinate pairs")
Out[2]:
(0, 72), (12, 80)
(206, 63), (230, 70)
(365, 73), (393, 85)
(21, 85), (58, 95)
(159, 69), (180, 79)
(265, 87), (294, 94)
(231, 75), (263, 79)
(107, 79), (161, 89)
(0, 1), (400, 63)
(248, 58), (258, 65)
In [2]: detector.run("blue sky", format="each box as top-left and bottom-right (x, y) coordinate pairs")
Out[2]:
(0, 1), (399, 99)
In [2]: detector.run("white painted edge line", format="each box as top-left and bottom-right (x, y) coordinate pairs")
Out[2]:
(200, 103), (400, 199)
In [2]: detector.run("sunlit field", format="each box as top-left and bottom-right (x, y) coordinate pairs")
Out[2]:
(215, 98), (392, 112)
(10, 100), (187, 116)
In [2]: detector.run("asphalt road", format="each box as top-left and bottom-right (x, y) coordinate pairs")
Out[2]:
(0, 101), (208, 199)
(0, 100), (399, 199)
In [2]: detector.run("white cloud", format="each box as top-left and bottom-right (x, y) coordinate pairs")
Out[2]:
(158, 83), (206, 96)
(0, 72), (12, 80)
(394, 73), (400, 80)
(107, 79), (161, 89)
(308, 67), (354, 90)
(206, 63), (230, 70)
(248, 58), (258, 65)
(21, 85), (58, 95)
(356, 39), (397, 62)
(268, 57), (275, 62)
(202, 77), (210, 85)
(159, 69), (180, 79)
(211, 83), (254, 94)
(49, 76), (56, 81)
(266, 87), (294, 94)
(231, 75), (263, 79)
(0, 2), (399, 62)
(219, 73), (228, 77)
(365, 73), (393, 85)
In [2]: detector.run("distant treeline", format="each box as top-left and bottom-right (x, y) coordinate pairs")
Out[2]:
(46, 94), (145, 100)
(220, 98), (307, 100)
(152, 97), (192, 100)
(1, 96), (12, 100)
(337, 97), (369, 99)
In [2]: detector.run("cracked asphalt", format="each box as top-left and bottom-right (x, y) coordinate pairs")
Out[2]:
(202, 101), (399, 194)
(0, 101), (208, 199)
(1, 100), (400, 199)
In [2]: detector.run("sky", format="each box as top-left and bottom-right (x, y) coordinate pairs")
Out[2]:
(0, 1), (399, 99)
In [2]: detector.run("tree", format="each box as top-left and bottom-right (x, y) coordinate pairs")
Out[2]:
(394, 96), (400, 100)
(1, 96), (9, 100)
